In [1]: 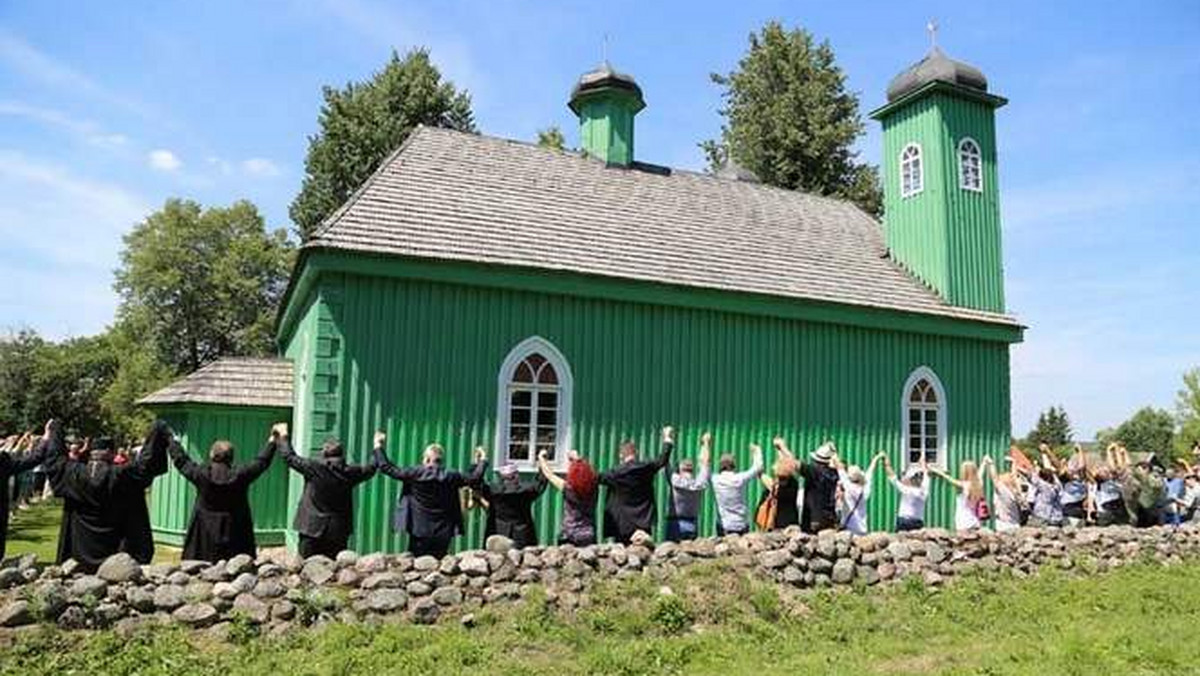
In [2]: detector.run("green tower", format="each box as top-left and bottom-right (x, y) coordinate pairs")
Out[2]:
(870, 47), (1008, 312)
(569, 62), (645, 166)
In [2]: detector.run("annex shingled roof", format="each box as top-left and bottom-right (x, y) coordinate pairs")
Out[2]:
(307, 126), (1019, 327)
(138, 358), (293, 408)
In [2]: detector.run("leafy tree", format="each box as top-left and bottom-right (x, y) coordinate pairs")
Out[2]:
(114, 198), (294, 374)
(100, 321), (175, 441)
(1176, 367), (1200, 456)
(701, 21), (882, 216)
(1111, 407), (1177, 461)
(290, 49), (476, 240)
(537, 126), (566, 151)
(1025, 405), (1073, 450)
(24, 334), (118, 438)
(0, 329), (45, 432)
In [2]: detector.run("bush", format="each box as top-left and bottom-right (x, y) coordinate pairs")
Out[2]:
(650, 594), (693, 635)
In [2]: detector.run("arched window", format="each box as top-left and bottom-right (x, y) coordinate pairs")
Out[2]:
(902, 367), (946, 467)
(495, 337), (573, 470)
(900, 143), (923, 198)
(958, 138), (982, 192)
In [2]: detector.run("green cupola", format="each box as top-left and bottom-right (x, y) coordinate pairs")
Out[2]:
(870, 46), (1009, 313)
(569, 62), (645, 166)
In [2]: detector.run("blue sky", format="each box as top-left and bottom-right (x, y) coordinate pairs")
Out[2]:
(1, 1), (1197, 438)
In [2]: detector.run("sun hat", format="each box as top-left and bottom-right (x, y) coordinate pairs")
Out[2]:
(811, 442), (835, 464)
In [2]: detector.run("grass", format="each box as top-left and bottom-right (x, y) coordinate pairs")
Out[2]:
(4, 498), (180, 565)
(0, 557), (1193, 675)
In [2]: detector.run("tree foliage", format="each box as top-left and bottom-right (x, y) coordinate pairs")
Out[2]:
(0, 331), (119, 438)
(290, 49), (476, 240)
(701, 21), (882, 216)
(114, 198), (294, 375)
(1176, 367), (1200, 455)
(536, 126), (566, 151)
(1109, 407), (1177, 461)
(1025, 405), (1073, 450)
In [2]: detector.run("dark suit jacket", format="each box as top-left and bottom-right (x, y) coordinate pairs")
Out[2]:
(281, 441), (375, 543)
(477, 471), (548, 549)
(374, 446), (485, 540)
(600, 441), (674, 541)
(117, 421), (171, 563)
(170, 439), (275, 562)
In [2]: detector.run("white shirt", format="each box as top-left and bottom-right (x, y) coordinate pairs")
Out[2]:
(955, 487), (981, 531)
(710, 454), (764, 532)
(837, 470), (872, 535)
(891, 474), (929, 522)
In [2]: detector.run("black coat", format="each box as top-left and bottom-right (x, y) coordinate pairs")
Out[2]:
(800, 461), (839, 533)
(599, 442), (674, 542)
(45, 426), (168, 570)
(0, 440), (51, 560)
(281, 442), (375, 545)
(117, 423), (171, 563)
(478, 472), (548, 549)
(374, 447), (485, 541)
(170, 439), (275, 562)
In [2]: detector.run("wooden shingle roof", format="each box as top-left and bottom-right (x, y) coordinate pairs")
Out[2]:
(307, 126), (1019, 327)
(138, 358), (293, 408)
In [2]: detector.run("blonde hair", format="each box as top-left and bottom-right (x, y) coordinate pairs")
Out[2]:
(774, 456), (798, 478)
(961, 461), (984, 502)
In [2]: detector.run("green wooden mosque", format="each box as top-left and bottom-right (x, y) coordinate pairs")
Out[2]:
(141, 44), (1023, 553)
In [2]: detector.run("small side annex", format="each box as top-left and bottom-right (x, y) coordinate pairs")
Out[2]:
(139, 358), (293, 547)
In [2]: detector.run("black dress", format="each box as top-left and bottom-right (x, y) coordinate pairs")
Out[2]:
(772, 475), (800, 529)
(170, 440), (276, 562)
(478, 474), (548, 549)
(117, 422), (172, 563)
(599, 442), (674, 543)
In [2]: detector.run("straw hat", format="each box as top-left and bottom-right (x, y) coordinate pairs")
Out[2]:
(811, 442), (835, 464)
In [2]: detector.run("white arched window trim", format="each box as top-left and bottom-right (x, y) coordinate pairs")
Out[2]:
(958, 137), (983, 192)
(900, 143), (924, 198)
(901, 366), (948, 469)
(494, 336), (573, 472)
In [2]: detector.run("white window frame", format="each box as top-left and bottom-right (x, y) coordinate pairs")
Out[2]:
(958, 137), (983, 192)
(494, 336), (573, 472)
(901, 366), (947, 469)
(900, 143), (924, 198)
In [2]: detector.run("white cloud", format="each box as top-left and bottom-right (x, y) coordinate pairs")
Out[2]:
(147, 149), (181, 172)
(0, 151), (152, 338)
(0, 30), (161, 123)
(0, 100), (129, 149)
(240, 157), (281, 178)
(206, 156), (234, 176)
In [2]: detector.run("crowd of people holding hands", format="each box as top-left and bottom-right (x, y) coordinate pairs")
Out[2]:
(2, 419), (1199, 569)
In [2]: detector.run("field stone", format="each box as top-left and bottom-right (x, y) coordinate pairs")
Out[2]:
(0, 601), (33, 628)
(179, 560), (208, 575)
(57, 606), (88, 629)
(226, 554), (255, 577)
(200, 564), (228, 583)
(70, 575), (108, 600)
(167, 571), (192, 586)
(184, 581), (214, 603)
(406, 581), (432, 597)
(153, 585), (186, 611)
(831, 559), (855, 584)
(336, 569), (361, 587)
(302, 557), (336, 585)
(459, 555), (489, 577)
(61, 559), (82, 577)
(365, 589), (408, 613)
(925, 543), (948, 565)
(253, 579), (285, 599)
(173, 603), (219, 628)
(97, 553), (143, 584)
(410, 598), (440, 625)
(355, 553), (388, 574)
(127, 586), (155, 613)
(756, 549), (791, 569)
(485, 535), (514, 554)
(413, 556), (439, 572)
(231, 573), (257, 594)
(335, 551), (359, 568)
(232, 593), (271, 624)
(270, 600), (296, 622)
(95, 602), (128, 625)
(431, 587), (462, 606)
(0, 568), (22, 589)
(213, 582), (239, 600)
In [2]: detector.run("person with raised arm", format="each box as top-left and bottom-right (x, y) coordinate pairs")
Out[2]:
(116, 422), (172, 563)
(930, 458), (986, 531)
(1, 426), (53, 560)
(1024, 445), (1065, 528)
(170, 423), (280, 561)
(758, 437), (801, 531)
(835, 452), (883, 535)
(709, 441), (764, 536)
(538, 448), (598, 546)
(666, 432), (711, 541)
(798, 441), (841, 534)
(599, 426), (675, 544)
(375, 439), (487, 558)
(883, 453), (930, 531)
(475, 447), (548, 549)
(980, 456), (1024, 532)
(281, 429), (378, 558)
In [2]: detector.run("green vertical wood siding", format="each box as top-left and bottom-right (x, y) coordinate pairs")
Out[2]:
(148, 404), (292, 547)
(284, 270), (1013, 554)
(879, 88), (1006, 313)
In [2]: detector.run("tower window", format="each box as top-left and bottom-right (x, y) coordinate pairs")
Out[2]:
(900, 143), (923, 198)
(959, 138), (982, 192)
(495, 336), (573, 470)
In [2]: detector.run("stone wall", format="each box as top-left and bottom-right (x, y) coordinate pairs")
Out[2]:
(2, 524), (1198, 635)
